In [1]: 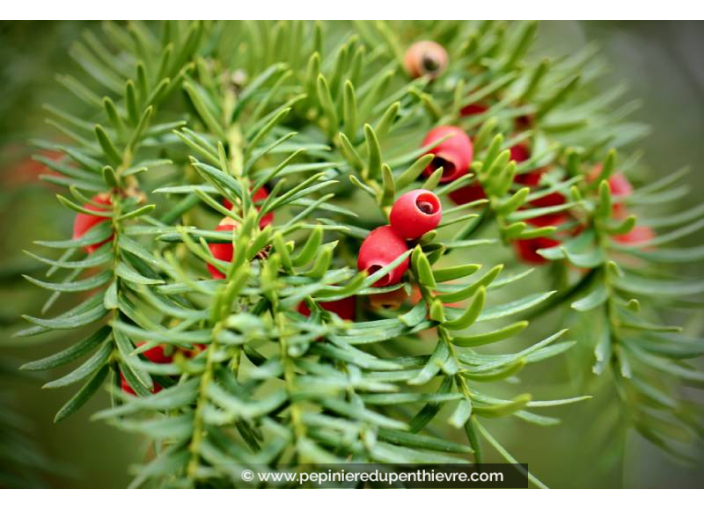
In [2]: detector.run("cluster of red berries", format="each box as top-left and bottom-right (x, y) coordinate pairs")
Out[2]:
(421, 106), (572, 265)
(511, 165), (651, 263)
(298, 190), (441, 321)
(411, 121), (564, 264)
(401, 39), (577, 265)
(358, 189), (442, 287)
(68, 39), (653, 375)
(412, 95), (648, 265)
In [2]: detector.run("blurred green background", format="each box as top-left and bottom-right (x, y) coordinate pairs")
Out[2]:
(0, 21), (702, 488)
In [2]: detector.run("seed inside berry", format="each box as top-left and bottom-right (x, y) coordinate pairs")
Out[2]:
(422, 54), (440, 72)
(417, 201), (434, 214)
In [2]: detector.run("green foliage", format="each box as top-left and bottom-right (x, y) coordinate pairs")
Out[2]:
(16, 20), (703, 488)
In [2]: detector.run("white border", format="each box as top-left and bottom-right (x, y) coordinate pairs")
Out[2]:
(1, 2), (703, 21)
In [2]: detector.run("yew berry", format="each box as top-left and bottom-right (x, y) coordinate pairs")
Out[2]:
(607, 174), (633, 198)
(120, 344), (172, 396)
(121, 374), (161, 396)
(511, 144), (543, 186)
(6, 150), (61, 186)
(588, 166), (633, 195)
(389, 189), (442, 240)
(510, 144), (530, 164)
(509, 144), (566, 218)
(422, 126), (473, 183)
(223, 187), (274, 228)
(358, 226), (410, 287)
(207, 217), (238, 279)
(448, 143), (529, 205)
(606, 174), (632, 218)
(588, 166), (633, 217)
(142, 344), (172, 364)
(448, 182), (486, 205)
(613, 225), (655, 246)
(512, 215), (565, 265)
(460, 103), (489, 117)
(513, 236), (561, 265)
(531, 192), (566, 211)
(404, 41), (448, 79)
(515, 171), (542, 187)
(72, 193), (113, 253)
(298, 296), (357, 322)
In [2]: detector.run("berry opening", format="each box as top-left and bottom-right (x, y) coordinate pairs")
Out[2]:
(368, 264), (391, 286)
(430, 156), (457, 181)
(415, 192), (440, 215)
(421, 53), (440, 73)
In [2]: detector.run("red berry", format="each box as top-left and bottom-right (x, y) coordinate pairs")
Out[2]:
(142, 344), (172, 364)
(422, 126), (473, 183)
(512, 215), (565, 265)
(72, 193), (113, 253)
(121, 344), (173, 395)
(606, 174), (632, 218)
(531, 191), (566, 211)
(526, 211), (569, 229)
(358, 226), (410, 287)
(613, 225), (654, 246)
(448, 182), (486, 205)
(508, 145), (566, 219)
(298, 296), (357, 321)
(511, 144), (543, 186)
(607, 174), (633, 198)
(588, 166), (633, 196)
(5, 149), (62, 186)
(223, 187), (273, 228)
(515, 170), (543, 187)
(389, 189), (442, 240)
(460, 103), (489, 117)
(207, 218), (237, 279)
(120, 374), (141, 396)
(509, 144), (530, 164)
(404, 41), (448, 79)
(588, 166), (633, 217)
(513, 236), (561, 265)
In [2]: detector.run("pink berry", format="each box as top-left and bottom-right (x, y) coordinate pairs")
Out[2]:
(613, 225), (654, 246)
(588, 166), (633, 217)
(404, 41), (448, 79)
